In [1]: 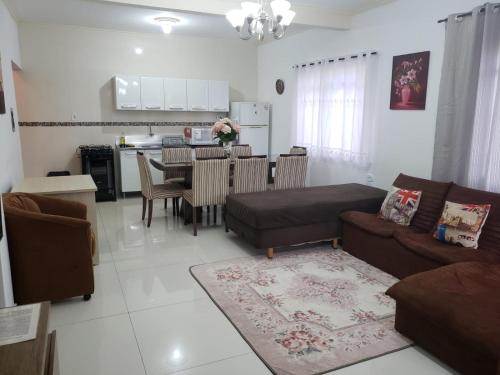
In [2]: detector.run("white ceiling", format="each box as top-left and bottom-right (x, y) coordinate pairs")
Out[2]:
(293, 0), (394, 14)
(5, 0), (393, 39)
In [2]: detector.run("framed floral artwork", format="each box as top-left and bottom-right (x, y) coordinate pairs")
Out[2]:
(390, 51), (430, 110)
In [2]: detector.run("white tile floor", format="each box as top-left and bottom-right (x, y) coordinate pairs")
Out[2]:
(50, 197), (458, 375)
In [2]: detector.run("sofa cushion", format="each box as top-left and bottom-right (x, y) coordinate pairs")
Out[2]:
(445, 184), (500, 255)
(386, 262), (500, 356)
(393, 174), (452, 232)
(3, 193), (41, 213)
(341, 211), (422, 238)
(378, 187), (422, 226)
(434, 201), (491, 249)
(394, 230), (500, 265)
(226, 184), (387, 230)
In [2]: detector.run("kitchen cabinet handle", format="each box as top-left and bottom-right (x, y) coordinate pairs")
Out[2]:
(169, 106), (185, 110)
(121, 104), (137, 109)
(145, 105), (161, 110)
(213, 107), (228, 111)
(191, 106), (207, 111)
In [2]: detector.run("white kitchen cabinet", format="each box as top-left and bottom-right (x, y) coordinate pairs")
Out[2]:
(187, 79), (209, 111)
(164, 78), (187, 111)
(209, 80), (229, 112)
(140, 77), (165, 111)
(115, 76), (141, 111)
(120, 150), (141, 193)
(146, 150), (164, 185)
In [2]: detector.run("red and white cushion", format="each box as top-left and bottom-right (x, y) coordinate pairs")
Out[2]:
(379, 186), (422, 226)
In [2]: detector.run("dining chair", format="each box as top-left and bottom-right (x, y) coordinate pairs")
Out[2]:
(162, 146), (192, 208)
(137, 152), (184, 227)
(271, 155), (308, 190)
(231, 144), (252, 160)
(289, 146), (307, 155)
(183, 158), (231, 236)
(195, 146), (225, 159)
(232, 156), (268, 194)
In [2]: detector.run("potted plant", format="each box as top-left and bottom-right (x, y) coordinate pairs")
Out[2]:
(211, 118), (240, 156)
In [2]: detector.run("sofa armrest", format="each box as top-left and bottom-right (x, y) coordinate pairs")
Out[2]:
(26, 194), (87, 220)
(5, 208), (93, 257)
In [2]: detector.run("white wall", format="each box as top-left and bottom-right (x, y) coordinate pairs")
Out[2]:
(258, 0), (485, 190)
(16, 22), (258, 176)
(0, 0), (23, 308)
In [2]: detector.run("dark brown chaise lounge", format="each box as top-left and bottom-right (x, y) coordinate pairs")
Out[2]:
(387, 262), (500, 375)
(225, 184), (387, 258)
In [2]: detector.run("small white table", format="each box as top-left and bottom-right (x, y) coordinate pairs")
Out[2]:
(13, 175), (100, 265)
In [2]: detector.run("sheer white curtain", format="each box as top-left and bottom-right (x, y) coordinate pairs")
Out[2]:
(467, 5), (500, 191)
(295, 54), (377, 168)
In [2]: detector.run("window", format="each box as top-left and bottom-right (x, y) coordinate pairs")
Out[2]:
(294, 54), (377, 168)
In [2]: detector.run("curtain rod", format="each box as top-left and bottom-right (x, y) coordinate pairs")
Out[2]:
(292, 51), (377, 69)
(438, 3), (500, 23)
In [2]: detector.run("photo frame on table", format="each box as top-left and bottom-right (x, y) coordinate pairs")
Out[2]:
(390, 51), (430, 110)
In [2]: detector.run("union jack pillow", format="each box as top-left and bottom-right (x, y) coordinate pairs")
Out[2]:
(434, 201), (491, 249)
(378, 186), (422, 226)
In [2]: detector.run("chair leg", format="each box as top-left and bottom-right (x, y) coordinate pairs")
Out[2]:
(142, 196), (147, 220)
(147, 200), (153, 227)
(164, 199), (167, 209)
(193, 206), (198, 236)
(213, 205), (217, 225)
(176, 198), (180, 216)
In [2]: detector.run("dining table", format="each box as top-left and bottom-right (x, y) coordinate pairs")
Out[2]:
(149, 156), (278, 224)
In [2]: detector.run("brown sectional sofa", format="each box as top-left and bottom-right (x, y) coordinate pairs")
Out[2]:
(341, 173), (500, 279)
(341, 173), (500, 375)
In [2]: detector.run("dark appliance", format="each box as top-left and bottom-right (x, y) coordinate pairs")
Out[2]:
(79, 145), (116, 202)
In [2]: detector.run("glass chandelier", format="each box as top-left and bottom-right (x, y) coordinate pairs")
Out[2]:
(226, 0), (296, 41)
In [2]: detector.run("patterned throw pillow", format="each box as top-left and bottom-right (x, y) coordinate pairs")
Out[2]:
(434, 201), (491, 249)
(379, 186), (422, 226)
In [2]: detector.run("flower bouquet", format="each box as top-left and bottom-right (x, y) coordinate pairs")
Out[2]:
(393, 57), (425, 104)
(212, 118), (240, 155)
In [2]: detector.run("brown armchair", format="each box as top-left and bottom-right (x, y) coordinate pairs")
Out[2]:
(2, 193), (95, 304)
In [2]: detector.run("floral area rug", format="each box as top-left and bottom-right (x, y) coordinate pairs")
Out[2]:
(190, 247), (412, 375)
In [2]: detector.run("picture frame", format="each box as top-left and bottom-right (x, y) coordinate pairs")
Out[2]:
(390, 51), (430, 110)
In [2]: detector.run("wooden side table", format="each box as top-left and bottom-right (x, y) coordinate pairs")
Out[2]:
(0, 302), (59, 375)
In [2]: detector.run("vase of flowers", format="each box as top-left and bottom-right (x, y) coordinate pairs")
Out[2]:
(393, 58), (424, 104)
(212, 118), (240, 157)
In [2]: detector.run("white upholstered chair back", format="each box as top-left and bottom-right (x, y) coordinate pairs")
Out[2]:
(274, 155), (308, 190)
(195, 147), (225, 159)
(233, 157), (268, 194)
(191, 159), (231, 206)
(136, 152), (154, 199)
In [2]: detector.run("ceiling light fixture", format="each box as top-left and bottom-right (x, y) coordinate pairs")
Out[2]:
(134, 47), (143, 55)
(154, 16), (180, 34)
(226, 0), (296, 41)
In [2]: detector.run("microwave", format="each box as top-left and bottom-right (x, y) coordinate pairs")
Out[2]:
(184, 127), (218, 145)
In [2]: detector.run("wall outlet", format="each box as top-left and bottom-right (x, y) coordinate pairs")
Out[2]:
(71, 113), (78, 121)
(367, 174), (375, 185)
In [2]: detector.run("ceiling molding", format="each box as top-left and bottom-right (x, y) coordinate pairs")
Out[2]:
(94, 0), (352, 29)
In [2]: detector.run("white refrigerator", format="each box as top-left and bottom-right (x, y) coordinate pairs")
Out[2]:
(230, 102), (271, 156)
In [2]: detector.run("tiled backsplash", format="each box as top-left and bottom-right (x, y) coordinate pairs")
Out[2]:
(19, 122), (213, 127)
